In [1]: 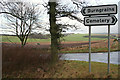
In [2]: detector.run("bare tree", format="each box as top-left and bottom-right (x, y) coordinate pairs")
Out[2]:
(0, 1), (41, 47)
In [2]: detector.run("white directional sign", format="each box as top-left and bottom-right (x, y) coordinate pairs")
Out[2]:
(81, 4), (117, 16)
(84, 15), (117, 26)
(82, 4), (118, 74)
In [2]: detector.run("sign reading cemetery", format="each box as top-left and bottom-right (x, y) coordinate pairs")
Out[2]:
(84, 15), (117, 26)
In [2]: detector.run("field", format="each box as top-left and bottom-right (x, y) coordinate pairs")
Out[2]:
(1, 34), (119, 53)
(1, 34), (109, 43)
(62, 34), (108, 42)
(1, 35), (50, 43)
(1, 33), (119, 78)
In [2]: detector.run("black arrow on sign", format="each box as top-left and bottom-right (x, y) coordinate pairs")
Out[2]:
(81, 4), (117, 16)
(111, 15), (117, 24)
(84, 15), (117, 26)
(81, 8), (86, 15)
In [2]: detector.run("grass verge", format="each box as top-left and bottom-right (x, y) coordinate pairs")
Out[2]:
(2, 46), (118, 78)
(60, 42), (120, 53)
(3, 60), (118, 78)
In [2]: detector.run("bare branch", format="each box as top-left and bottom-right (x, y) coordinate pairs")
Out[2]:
(0, 1), (42, 47)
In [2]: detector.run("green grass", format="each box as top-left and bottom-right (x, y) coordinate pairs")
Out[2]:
(0, 35), (2, 42)
(27, 38), (50, 42)
(1, 36), (50, 43)
(60, 47), (119, 53)
(3, 60), (118, 78)
(62, 34), (107, 42)
(1, 36), (21, 43)
(1, 34), (108, 43)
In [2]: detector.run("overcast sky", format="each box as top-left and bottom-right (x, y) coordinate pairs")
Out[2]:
(72, 0), (120, 34)
(90, 0), (120, 34)
(0, 0), (120, 34)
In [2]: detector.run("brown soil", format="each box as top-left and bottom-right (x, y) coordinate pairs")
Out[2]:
(2, 39), (116, 49)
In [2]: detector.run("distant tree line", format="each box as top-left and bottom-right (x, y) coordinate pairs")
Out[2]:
(29, 33), (50, 39)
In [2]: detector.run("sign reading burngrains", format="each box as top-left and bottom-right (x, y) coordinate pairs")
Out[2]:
(82, 4), (117, 16)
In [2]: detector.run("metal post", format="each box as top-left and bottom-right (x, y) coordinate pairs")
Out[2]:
(89, 25), (91, 73)
(108, 24), (110, 74)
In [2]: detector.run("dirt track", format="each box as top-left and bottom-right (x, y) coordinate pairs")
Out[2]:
(2, 39), (115, 49)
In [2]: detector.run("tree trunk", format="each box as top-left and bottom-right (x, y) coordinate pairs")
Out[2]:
(49, 0), (58, 64)
(21, 39), (25, 47)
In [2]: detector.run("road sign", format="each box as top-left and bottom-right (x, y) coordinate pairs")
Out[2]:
(84, 15), (117, 26)
(81, 4), (117, 16)
(82, 4), (118, 74)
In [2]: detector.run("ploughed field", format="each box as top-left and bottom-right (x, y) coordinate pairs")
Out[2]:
(1, 34), (119, 53)
(2, 39), (119, 53)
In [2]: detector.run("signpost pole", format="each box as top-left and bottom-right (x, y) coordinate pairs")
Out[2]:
(89, 16), (91, 73)
(108, 22), (110, 74)
(82, 4), (117, 74)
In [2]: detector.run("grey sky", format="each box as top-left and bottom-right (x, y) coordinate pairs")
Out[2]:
(0, 0), (120, 34)
(61, 0), (120, 34)
(89, 0), (120, 34)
